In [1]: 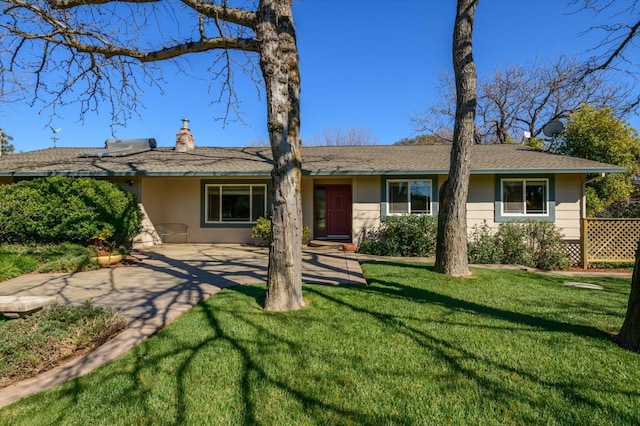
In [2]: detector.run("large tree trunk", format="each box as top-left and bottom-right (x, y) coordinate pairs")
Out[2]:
(434, 0), (478, 277)
(614, 241), (640, 352)
(256, 0), (304, 311)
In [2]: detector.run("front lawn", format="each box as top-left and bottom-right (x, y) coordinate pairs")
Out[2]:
(1, 263), (638, 424)
(0, 244), (94, 282)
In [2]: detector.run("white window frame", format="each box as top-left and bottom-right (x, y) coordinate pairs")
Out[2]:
(386, 179), (432, 216)
(205, 184), (267, 223)
(501, 178), (549, 217)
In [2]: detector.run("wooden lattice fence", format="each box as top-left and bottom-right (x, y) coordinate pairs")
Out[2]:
(581, 218), (640, 268)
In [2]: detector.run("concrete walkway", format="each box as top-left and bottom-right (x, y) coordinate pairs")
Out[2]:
(0, 244), (365, 408)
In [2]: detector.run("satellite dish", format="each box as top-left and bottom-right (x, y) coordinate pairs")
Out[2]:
(542, 120), (564, 138)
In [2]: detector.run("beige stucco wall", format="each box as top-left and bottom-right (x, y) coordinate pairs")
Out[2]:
(553, 174), (583, 240)
(352, 175), (381, 243)
(466, 174), (499, 231)
(104, 176), (142, 201)
(140, 176), (270, 244)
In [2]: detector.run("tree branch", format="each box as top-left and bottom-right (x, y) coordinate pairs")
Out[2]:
(49, 0), (160, 7)
(48, 0), (257, 28)
(180, 0), (256, 28)
(585, 18), (640, 75)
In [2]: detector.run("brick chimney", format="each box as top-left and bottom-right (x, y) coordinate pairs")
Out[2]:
(175, 118), (195, 152)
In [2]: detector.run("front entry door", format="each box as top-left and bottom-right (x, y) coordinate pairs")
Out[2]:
(314, 185), (352, 239)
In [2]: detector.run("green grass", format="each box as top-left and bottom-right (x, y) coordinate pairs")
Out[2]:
(1, 262), (639, 425)
(0, 243), (95, 281)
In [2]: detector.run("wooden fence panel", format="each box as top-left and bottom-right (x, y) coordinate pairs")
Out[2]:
(582, 218), (640, 268)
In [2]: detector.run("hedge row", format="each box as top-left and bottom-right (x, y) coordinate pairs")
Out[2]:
(358, 216), (570, 270)
(0, 177), (142, 245)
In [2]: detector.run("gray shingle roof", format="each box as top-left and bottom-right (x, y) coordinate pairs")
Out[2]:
(0, 144), (626, 177)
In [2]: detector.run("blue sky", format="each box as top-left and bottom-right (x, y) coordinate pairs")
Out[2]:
(1, 0), (637, 151)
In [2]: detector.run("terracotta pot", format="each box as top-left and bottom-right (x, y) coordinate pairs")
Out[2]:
(342, 243), (357, 252)
(92, 254), (123, 266)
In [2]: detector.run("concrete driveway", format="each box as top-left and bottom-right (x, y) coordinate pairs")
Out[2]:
(0, 244), (365, 407)
(1, 244), (365, 327)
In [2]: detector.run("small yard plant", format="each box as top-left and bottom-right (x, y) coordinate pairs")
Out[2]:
(0, 301), (126, 388)
(251, 216), (310, 244)
(87, 229), (128, 257)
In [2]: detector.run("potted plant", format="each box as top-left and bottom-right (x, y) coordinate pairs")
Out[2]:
(89, 229), (126, 266)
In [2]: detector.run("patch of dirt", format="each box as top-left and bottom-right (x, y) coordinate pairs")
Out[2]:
(564, 266), (633, 274)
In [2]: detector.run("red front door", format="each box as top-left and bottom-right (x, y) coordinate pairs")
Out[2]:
(314, 185), (352, 239)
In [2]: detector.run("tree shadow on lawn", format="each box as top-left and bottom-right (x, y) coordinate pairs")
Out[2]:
(24, 284), (405, 425)
(300, 272), (639, 424)
(173, 285), (407, 425)
(319, 263), (612, 341)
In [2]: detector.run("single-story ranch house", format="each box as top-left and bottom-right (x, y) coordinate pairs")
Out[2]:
(0, 122), (625, 250)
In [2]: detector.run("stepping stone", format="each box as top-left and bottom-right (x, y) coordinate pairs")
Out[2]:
(0, 296), (56, 319)
(563, 281), (604, 290)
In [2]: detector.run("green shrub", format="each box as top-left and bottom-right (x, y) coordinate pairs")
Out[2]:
(251, 216), (310, 245)
(358, 215), (438, 257)
(522, 220), (571, 271)
(468, 222), (502, 264)
(495, 222), (534, 266)
(0, 177), (142, 245)
(467, 220), (570, 271)
(251, 216), (272, 242)
(356, 239), (385, 256)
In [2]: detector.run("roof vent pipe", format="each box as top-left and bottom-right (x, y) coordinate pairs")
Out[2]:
(176, 118), (195, 152)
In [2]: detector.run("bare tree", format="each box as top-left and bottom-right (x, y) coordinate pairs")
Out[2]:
(0, 0), (304, 311)
(434, 0), (477, 277)
(414, 55), (634, 144)
(306, 126), (378, 146)
(576, 0), (640, 112)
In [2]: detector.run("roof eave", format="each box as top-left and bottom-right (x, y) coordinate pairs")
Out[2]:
(304, 167), (627, 176)
(471, 167), (627, 174)
(0, 171), (272, 177)
(0, 166), (626, 177)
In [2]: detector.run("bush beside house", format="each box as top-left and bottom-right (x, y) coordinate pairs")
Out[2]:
(468, 221), (570, 270)
(0, 177), (142, 246)
(358, 216), (570, 270)
(358, 215), (438, 257)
